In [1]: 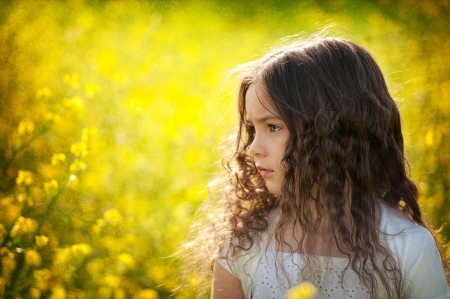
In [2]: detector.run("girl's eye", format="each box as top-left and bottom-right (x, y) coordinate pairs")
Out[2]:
(247, 125), (255, 134)
(268, 124), (281, 132)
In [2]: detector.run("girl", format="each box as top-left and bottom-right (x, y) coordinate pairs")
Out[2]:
(210, 37), (449, 299)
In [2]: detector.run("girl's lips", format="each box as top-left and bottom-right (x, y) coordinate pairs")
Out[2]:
(256, 166), (274, 177)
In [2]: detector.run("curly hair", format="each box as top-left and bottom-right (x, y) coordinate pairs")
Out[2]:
(213, 37), (448, 298)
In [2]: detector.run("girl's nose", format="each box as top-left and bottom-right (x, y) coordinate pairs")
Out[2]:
(249, 134), (266, 157)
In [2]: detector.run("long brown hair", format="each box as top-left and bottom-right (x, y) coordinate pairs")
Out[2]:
(218, 37), (447, 298)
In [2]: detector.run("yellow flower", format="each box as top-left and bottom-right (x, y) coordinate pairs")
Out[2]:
(36, 87), (52, 99)
(103, 208), (122, 225)
(85, 83), (101, 98)
(16, 170), (34, 186)
(70, 142), (88, 157)
(25, 249), (42, 267)
(0, 197), (20, 226)
(45, 113), (61, 122)
(98, 287), (112, 299)
(136, 289), (158, 299)
(18, 120), (35, 135)
(69, 160), (87, 173)
(71, 243), (92, 256)
(63, 96), (84, 110)
(112, 73), (127, 84)
(86, 258), (104, 275)
(1, 247), (17, 285)
(64, 73), (80, 89)
(118, 253), (135, 269)
(103, 275), (120, 287)
(35, 235), (49, 247)
(91, 224), (101, 235)
(114, 288), (125, 299)
(81, 127), (98, 141)
(33, 268), (52, 290)
(29, 287), (41, 298)
(50, 286), (66, 299)
(44, 180), (59, 194)
(51, 153), (66, 166)
(10, 216), (38, 237)
(286, 282), (317, 299)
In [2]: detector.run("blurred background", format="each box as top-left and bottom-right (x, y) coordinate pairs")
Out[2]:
(0, 0), (449, 298)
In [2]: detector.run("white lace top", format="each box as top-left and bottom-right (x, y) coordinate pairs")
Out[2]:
(252, 240), (371, 299)
(219, 203), (450, 299)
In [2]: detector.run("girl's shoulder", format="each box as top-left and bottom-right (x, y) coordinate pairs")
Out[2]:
(379, 203), (449, 297)
(379, 201), (437, 255)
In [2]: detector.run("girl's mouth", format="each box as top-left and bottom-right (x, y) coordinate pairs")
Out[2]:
(256, 166), (274, 177)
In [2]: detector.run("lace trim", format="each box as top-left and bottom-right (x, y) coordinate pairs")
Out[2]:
(252, 247), (371, 299)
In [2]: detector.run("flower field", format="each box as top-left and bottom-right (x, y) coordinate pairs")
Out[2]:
(0, 0), (449, 298)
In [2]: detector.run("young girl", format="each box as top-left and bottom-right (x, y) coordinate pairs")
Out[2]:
(209, 37), (449, 299)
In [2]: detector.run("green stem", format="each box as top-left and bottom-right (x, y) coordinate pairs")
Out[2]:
(1, 123), (50, 179)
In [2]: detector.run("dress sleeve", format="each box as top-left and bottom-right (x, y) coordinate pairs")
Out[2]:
(216, 240), (239, 278)
(402, 227), (450, 299)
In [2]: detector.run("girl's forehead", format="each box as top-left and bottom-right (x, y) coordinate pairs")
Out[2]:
(244, 85), (280, 119)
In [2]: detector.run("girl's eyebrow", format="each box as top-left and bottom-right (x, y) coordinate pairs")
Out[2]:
(246, 115), (282, 124)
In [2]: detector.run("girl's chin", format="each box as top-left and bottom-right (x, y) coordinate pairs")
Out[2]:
(266, 186), (281, 196)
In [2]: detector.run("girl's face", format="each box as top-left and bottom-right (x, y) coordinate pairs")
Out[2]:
(245, 85), (289, 195)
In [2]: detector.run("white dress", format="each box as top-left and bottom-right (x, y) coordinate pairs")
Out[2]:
(251, 241), (371, 299)
(218, 203), (450, 299)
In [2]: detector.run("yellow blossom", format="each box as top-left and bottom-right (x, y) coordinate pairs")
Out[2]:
(103, 208), (122, 225)
(85, 83), (101, 98)
(70, 142), (88, 157)
(29, 287), (41, 298)
(112, 73), (127, 84)
(16, 170), (34, 186)
(17, 193), (26, 203)
(53, 248), (71, 268)
(63, 96), (84, 110)
(33, 268), (52, 290)
(91, 224), (101, 235)
(103, 275), (120, 287)
(50, 286), (66, 299)
(51, 153), (66, 166)
(71, 243), (92, 256)
(96, 218), (105, 227)
(35, 235), (49, 247)
(44, 180), (59, 194)
(1, 247), (17, 285)
(64, 73), (80, 89)
(81, 127), (98, 141)
(136, 289), (158, 299)
(36, 87), (52, 99)
(18, 120), (35, 135)
(98, 287), (112, 299)
(18, 194), (33, 207)
(0, 197), (20, 225)
(286, 282), (317, 299)
(69, 96), (84, 109)
(25, 249), (42, 267)
(86, 258), (104, 275)
(114, 288), (125, 299)
(45, 113), (61, 122)
(118, 253), (135, 269)
(69, 160), (87, 173)
(10, 216), (38, 237)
